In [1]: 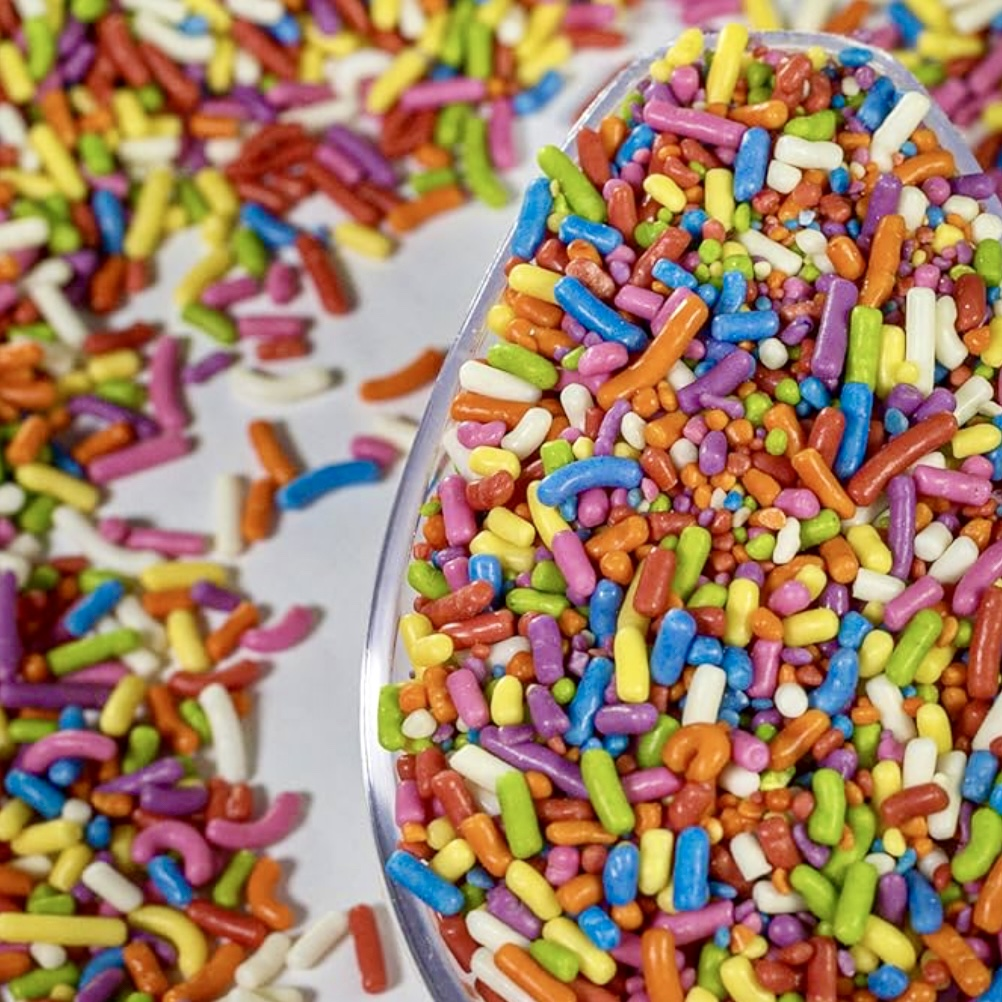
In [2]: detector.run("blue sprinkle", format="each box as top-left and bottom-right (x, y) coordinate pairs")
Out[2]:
(269, 12), (301, 42)
(86, 814), (112, 849)
(512, 70), (562, 115)
(5, 770), (65, 819)
(511, 178), (553, 259)
(276, 459), (382, 510)
(840, 46), (872, 67)
(578, 905), (621, 949)
(79, 949), (124, 988)
(148, 855), (193, 907)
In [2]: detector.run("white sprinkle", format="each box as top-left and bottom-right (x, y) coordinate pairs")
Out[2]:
(904, 286), (936, 396)
(52, 507), (159, 576)
(0, 216), (49, 253)
(942, 195), (979, 222)
(401, 707), (438, 739)
(560, 383), (593, 431)
(467, 908), (531, 952)
(759, 338), (789, 370)
(619, 411), (647, 452)
(731, 832), (771, 881)
(225, 0), (285, 23)
(927, 751), (966, 840)
(279, 98), (355, 131)
(954, 375), (993, 426)
(870, 91), (931, 171)
(772, 517), (801, 565)
(285, 911), (349, 970)
(866, 675), (916, 743)
(61, 799), (93, 825)
(28, 282), (88, 349)
(928, 535), (978, 584)
(753, 881), (807, 915)
(973, 213), (1002, 244)
(236, 932), (292, 988)
(682, 664), (727, 725)
(774, 135), (844, 171)
(0, 484), (25, 515)
(459, 361), (541, 403)
(669, 437), (698, 473)
(501, 406), (552, 459)
(902, 737), (938, 788)
(82, 860), (144, 913)
(229, 365), (333, 404)
(30, 944), (67, 970)
(775, 682), (808, 719)
(934, 295), (967, 371)
(234, 51), (262, 86)
(766, 159), (802, 194)
(470, 948), (537, 1002)
(118, 136), (182, 167)
(897, 185), (929, 232)
(852, 568), (907, 604)
(449, 744), (514, 792)
(738, 228), (804, 277)
(198, 683), (248, 783)
(718, 763), (760, 798)
(133, 12), (215, 61)
(214, 474), (245, 559)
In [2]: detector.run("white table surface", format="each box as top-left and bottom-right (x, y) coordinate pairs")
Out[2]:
(102, 6), (678, 997)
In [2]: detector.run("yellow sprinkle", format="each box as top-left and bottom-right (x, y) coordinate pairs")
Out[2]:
(426, 817), (457, 851)
(99, 675), (148, 737)
(902, 0), (951, 31)
(851, 944), (881, 975)
(469, 446), (521, 479)
(0, 42), (35, 104)
(917, 31), (983, 61)
(571, 436), (595, 460)
(417, 11), (449, 59)
(194, 168), (239, 218)
(0, 914), (126, 948)
(783, 609), (839, 646)
(87, 350), (142, 384)
(304, 27), (363, 56)
(916, 703), (952, 755)
(490, 675), (524, 726)
(515, 1), (567, 62)
(705, 168), (735, 231)
(508, 263), (559, 303)
(871, 759), (902, 808)
(166, 609), (211, 673)
(861, 915), (916, 970)
(366, 48), (428, 115)
(174, 249), (233, 308)
(643, 174), (686, 213)
(124, 167), (173, 260)
(847, 525), (892, 574)
(894, 360), (921, 386)
(982, 316), (1002, 367)
(128, 906), (207, 979)
(705, 23), (748, 106)
(430, 838), (476, 882)
(984, 102), (1002, 133)
(12, 820), (83, 856)
(112, 90), (151, 140)
(207, 36), (235, 93)
(526, 482), (571, 549)
(932, 223), (965, 253)
(29, 124), (86, 201)
(15, 463), (100, 513)
(795, 564), (827, 601)
(469, 530), (536, 574)
(110, 825), (135, 871)
(914, 644), (952, 685)
(724, 577), (758, 648)
(183, 0), (231, 30)
(371, 0), (401, 31)
(882, 827), (907, 857)
(543, 917), (616, 984)
(57, 371), (93, 400)
(517, 34), (572, 88)
(487, 304), (515, 336)
(484, 507), (535, 548)
(614, 625), (651, 703)
(744, 0), (781, 30)
(0, 705), (9, 757)
(0, 169), (57, 199)
(476, 0), (511, 28)
(638, 828), (674, 896)
(49, 844), (93, 892)
(859, 629), (894, 678)
(720, 955), (775, 1002)
(507, 859), (561, 920)
(0, 800), (32, 842)
(953, 424), (1002, 458)
(409, 632), (454, 669)
(140, 561), (228, 592)
(649, 27), (704, 82)
(334, 221), (395, 259)
(300, 44), (325, 84)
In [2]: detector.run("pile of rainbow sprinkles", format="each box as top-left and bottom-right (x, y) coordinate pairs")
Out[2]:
(378, 23), (1002, 1002)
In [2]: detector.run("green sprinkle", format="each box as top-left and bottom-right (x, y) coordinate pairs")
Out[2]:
(95, 379), (146, 409)
(231, 227), (270, 279)
(411, 167), (459, 195)
(487, 342), (558, 389)
(407, 561), (451, 600)
(765, 428), (788, 456)
(213, 849), (258, 908)
(123, 725), (161, 773)
(506, 588), (569, 617)
(551, 677), (576, 704)
(745, 533), (775, 561)
(531, 560), (567, 595)
(182, 303), (238, 345)
(537, 145), (607, 223)
(179, 699), (212, 743)
(774, 378), (801, 405)
(541, 439), (574, 475)
(9, 719), (59, 743)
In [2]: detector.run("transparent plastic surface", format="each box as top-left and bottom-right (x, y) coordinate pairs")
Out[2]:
(360, 31), (1002, 1001)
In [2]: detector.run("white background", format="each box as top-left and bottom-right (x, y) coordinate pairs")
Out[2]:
(106, 6), (677, 998)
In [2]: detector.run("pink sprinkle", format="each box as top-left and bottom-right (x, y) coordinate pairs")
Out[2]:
(350, 435), (400, 469)
(98, 517), (130, 543)
(201, 276), (261, 309)
(0, 518), (16, 547)
(315, 143), (365, 185)
(88, 433), (191, 484)
(149, 336), (188, 432)
(205, 791), (303, 849)
(400, 77), (488, 111)
(69, 662), (130, 685)
(241, 605), (314, 653)
(562, 3), (615, 28)
(22, 731), (118, 773)
(238, 315), (310, 339)
(265, 261), (300, 305)
(132, 820), (214, 885)
(456, 421), (505, 449)
(488, 99), (517, 172)
(125, 528), (209, 557)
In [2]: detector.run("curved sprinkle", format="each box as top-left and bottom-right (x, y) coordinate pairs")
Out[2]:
(21, 730), (118, 774)
(130, 821), (215, 886)
(127, 906), (207, 980)
(240, 606), (315, 653)
(205, 792), (304, 850)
